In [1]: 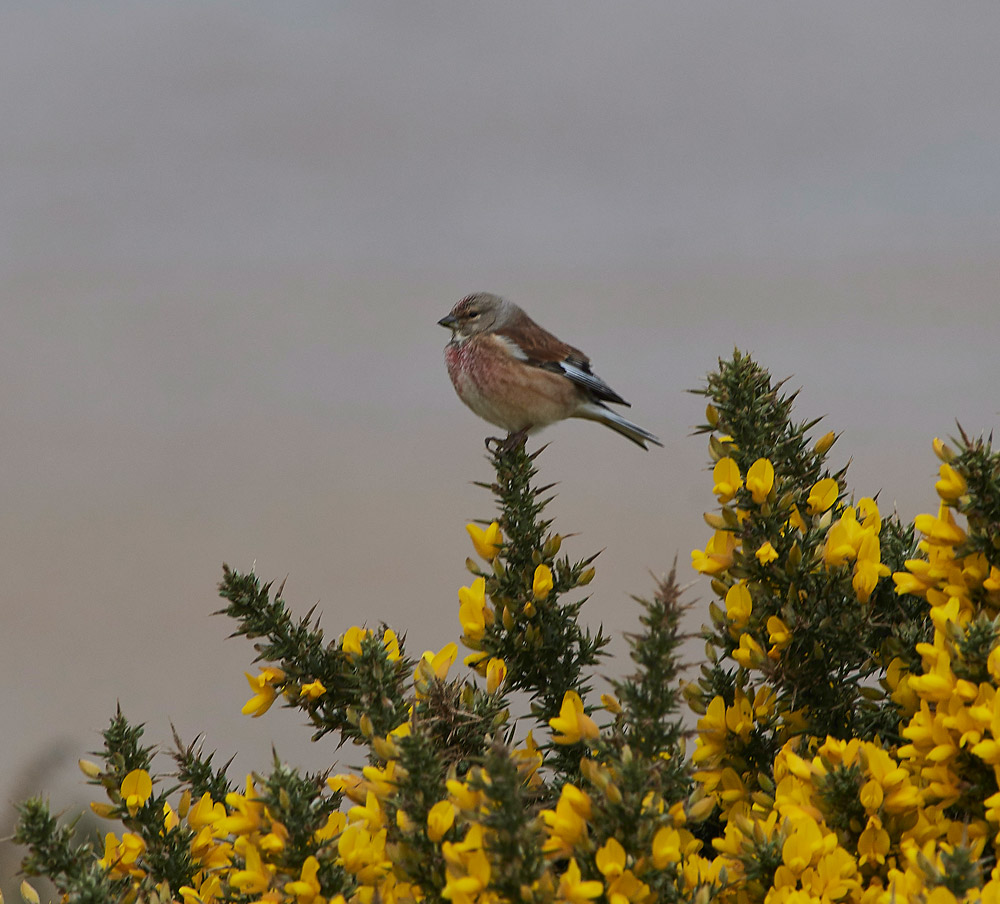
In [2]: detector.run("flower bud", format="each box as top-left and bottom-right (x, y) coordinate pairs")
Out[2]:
(932, 437), (956, 462)
(687, 793), (717, 822)
(78, 759), (102, 780)
(703, 511), (727, 530)
(372, 736), (399, 761)
(683, 682), (706, 713)
(813, 430), (836, 456)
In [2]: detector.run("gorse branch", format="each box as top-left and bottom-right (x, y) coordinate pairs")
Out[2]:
(15, 350), (1000, 904)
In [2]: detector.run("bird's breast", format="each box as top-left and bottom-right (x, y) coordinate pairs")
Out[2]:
(444, 338), (479, 400)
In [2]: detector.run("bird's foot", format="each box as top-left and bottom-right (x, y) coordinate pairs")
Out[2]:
(485, 429), (529, 455)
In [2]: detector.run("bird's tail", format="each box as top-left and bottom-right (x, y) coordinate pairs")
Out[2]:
(577, 403), (662, 450)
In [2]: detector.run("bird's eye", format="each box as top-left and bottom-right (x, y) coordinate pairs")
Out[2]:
(467, 311), (479, 319)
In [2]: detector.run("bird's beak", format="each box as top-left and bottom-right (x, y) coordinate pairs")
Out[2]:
(437, 313), (459, 329)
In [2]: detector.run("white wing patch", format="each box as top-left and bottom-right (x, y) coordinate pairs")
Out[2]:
(493, 334), (531, 361)
(556, 360), (629, 406)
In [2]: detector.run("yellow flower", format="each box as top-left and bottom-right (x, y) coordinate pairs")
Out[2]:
(533, 564), (554, 600)
(914, 504), (967, 545)
(857, 496), (881, 530)
(229, 842), (271, 895)
(299, 679), (326, 700)
(825, 505), (864, 567)
(766, 615), (791, 651)
(549, 690), (600, 745)
(419, 643), (458, 681)
(348, 790), (385, 830)
(241, 667), (285, 718)
(725, 582), (752, 626)
(712, 457), (742, 503)
(857, 816), (890, 867)
(120, 769), (153, 814)
(692, 695), (727, 764)
(596, 837), (626, 879)
(180, 876), (223, 904)
(651, 826), (682, 868)
(486, 657), (507, 694)
(447, 779), (485, 814)
(853, 531), (890, 603)
(692, 530), (738, 575)
(781, 815), (823, 873)
(382, 628), (402, 661)
(512, 731), (544, 788)
(442, 824), (491, 900)
(807, 478), (839, 515)
(337, 822), (388, 884)
(218, 776), (265, 836)
(756, 541), (779, 564)
(557, 857), (604, 904)
(328, 772), (365, 803)
(935, 463), (967, 502)
(285, 855), (322, 903)
(187, 792), (226, 831)
(427, 799), (456, 842)
(859, 778), (883, 812)
(788, 504), (807, 532)
(746, 457), (775, 505)
(464, 650), (489, 671)
(341, 625), (372, 657)
(732, 633), (765, 669)
(467, 521), (503, 560)
(607, 870), (650, 904)
(96, 834), (118, 872)
(315, 810), (347, 842)
(458, 577), (488, 644)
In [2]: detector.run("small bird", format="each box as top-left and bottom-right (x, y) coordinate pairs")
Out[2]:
(438, 293), (661, 449)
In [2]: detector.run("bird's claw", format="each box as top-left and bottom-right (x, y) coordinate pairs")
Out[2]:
(485, 429), (529, 455)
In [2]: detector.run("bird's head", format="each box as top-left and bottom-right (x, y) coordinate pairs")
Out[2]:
(438, 293), (512, 337)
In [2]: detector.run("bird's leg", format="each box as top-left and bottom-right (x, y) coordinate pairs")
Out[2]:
(485, 429), (529, 455)
(500, 428), (529, 454)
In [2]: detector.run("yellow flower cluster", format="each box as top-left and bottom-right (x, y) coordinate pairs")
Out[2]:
(89, 767), (351, 904)
(687, 439), (1000, 902)
(824, 497), (891, 605)
(327, 718), (703, 904)
(238, 627), (402, 718)
(53, 410), (999, 904)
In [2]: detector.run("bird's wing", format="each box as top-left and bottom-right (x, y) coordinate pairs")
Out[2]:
(551, 356), (630, 406)
(497, 323), (630, 407)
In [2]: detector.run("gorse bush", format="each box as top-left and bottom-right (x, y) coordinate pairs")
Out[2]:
(14, 351), (1000, 904)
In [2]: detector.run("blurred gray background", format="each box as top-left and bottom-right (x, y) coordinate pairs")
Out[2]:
(3, 1), (998, 887)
